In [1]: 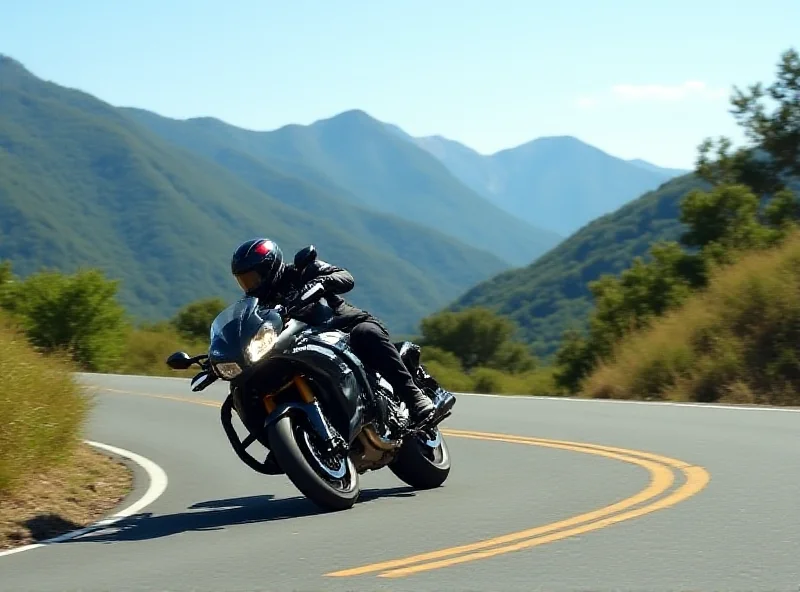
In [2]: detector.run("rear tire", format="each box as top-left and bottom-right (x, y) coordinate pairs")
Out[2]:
(389, 427), (451, 489)
(267, 413), (360, 511)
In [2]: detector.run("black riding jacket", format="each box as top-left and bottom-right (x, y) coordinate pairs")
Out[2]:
(257, 259), (372, 330)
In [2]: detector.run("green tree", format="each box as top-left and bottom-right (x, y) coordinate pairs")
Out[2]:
(1, 268), (130, 371)
(680, 183), (778, 267)
(697, 48), (800, 195)
(172, 297), (227, 341)
(730, 48), (800, 182)
(553, 241), (698, 392)
(763, 188), (800, 234)
(553, 329), (594, 393)
(419, 307), (537, 373)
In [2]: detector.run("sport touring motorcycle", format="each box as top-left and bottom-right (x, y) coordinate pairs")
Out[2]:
(166, 246), (457, 511)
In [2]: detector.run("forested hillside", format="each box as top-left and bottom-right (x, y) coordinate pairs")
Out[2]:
(0, 55), (514, 333)
(453, 174), (706, 356)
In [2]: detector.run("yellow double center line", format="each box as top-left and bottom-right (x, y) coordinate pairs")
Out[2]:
(331, 428), (710, 578)
(98, 387), (711, 579)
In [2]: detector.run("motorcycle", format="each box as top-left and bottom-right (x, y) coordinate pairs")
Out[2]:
(165, 246), (457, 511)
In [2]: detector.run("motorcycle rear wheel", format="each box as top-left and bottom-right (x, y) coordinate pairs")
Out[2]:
(267, 413), (360, 511)
(389, 426), (451, 489)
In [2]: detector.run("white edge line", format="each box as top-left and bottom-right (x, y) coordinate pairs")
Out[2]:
(0, 441), (168, 559)
(75, 372), (800, 414)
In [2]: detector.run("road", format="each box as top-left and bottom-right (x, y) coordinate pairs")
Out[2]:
(2, 373), (799, 591)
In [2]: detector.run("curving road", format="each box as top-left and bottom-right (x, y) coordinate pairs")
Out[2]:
(2, 373), (799, 591)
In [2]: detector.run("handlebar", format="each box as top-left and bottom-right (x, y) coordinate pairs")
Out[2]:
(275, 282), (326, 320)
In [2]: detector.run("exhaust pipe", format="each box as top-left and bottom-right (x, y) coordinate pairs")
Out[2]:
(360, 426), (401, 451)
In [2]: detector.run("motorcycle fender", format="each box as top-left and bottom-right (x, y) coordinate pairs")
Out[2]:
(264, 400), (343, 449)
(264, 401), (311, 429)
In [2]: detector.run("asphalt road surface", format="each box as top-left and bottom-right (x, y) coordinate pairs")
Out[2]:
(2, 373), (799, 591)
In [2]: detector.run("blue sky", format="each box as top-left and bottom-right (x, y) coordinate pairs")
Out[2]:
(3, 0), (798, 168)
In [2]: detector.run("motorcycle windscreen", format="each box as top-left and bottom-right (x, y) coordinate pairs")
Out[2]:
(209, 297), (263, 364)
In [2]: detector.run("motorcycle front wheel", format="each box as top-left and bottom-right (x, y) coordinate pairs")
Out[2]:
(267, 413), (360, 511)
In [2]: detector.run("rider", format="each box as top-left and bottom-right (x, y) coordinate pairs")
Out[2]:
(230, 237), (436, 427)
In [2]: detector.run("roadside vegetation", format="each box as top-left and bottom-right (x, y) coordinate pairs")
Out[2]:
(416, 307), (556, 395)
(584, 232), (800, 405)
(550, 47), (800, 404)
(0, 312), (87, 493)
(0, 259), (552, 394)
(0, 312), (131, 548)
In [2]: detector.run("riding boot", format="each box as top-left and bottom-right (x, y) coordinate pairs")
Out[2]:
(398, 384), (435, 425)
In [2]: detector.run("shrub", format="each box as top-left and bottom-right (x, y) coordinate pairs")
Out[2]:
(115, 327), (206, 378)
(0, 266), (129, 372)
(584, 232), (800, 405)
(172, 297), (227, 341)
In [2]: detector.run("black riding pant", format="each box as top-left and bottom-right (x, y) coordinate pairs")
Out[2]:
(348, 320), (419, 399)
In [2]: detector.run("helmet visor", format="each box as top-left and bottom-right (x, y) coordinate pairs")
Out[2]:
(235, 270), (262, 293)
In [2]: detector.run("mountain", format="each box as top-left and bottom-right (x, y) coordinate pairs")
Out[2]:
(389, 127), (684, 236)
(451, 174), (708, 357)
(0, 55), (512, 333)
(122, 108), (563, 268)
(627, 158), (690, 177)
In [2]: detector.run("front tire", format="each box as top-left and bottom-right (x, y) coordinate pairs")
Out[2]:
(267, 413), (360, 511)
(389, 427), (451, 489)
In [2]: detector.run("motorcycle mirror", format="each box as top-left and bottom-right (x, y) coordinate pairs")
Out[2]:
(166, 351), (194, 370)
(294, 245), (317, 269)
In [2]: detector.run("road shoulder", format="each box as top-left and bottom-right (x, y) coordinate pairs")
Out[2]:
(1, 443), (132, 550)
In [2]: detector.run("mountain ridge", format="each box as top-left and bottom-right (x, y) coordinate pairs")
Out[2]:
(0, 56), (511, 333)
(400, 131), (684, 235)
(123, 106), (563, 267)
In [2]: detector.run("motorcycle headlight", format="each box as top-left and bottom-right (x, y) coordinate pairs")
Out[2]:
(246, 324), (278, 363)
(214, 362), (242, 379)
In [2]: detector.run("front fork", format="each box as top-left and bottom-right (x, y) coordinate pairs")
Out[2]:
(221, 376), (347, 476)
(263, 376), (347, 455)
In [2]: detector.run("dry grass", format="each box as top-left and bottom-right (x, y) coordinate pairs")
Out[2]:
(584, 232), (800, 405)
(0, 444), (132, 549)
(0, 317), (89, 493)
(0, 314), (134, 549)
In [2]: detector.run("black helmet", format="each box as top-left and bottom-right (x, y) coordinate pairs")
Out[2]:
(231, 238), (285, 297)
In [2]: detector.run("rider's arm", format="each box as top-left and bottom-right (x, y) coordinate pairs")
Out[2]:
(304, 260), (355, 295)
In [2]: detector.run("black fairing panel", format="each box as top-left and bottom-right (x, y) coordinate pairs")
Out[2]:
(302, 333), (376, 399)
(275, 345), (366, 443)
(338, 371), (364, 443)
